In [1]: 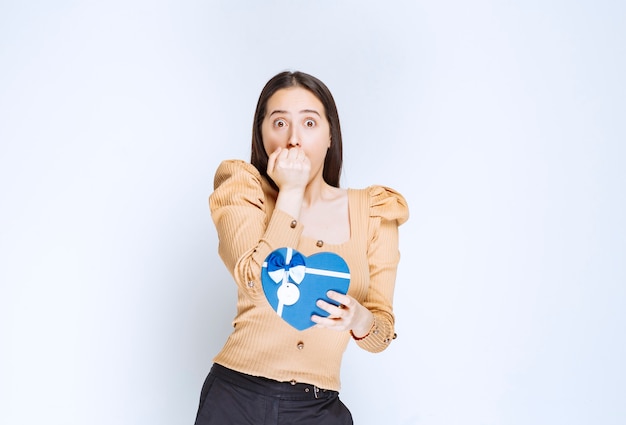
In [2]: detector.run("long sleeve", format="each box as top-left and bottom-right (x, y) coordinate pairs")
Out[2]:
(355, 185), (409, 353)
(209, 160), (304, 304)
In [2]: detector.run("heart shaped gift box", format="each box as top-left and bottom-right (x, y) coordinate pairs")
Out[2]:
(261, 247), (351, 331)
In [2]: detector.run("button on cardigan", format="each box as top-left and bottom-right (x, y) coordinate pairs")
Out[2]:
(209, 160), (409, 391)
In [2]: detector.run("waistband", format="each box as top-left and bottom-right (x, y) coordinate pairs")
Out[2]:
(210, 363), (338, 401)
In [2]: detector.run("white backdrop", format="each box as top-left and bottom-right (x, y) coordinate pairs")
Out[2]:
(1, 1), (625, 424)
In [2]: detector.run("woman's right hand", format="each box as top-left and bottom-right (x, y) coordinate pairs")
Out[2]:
(267, 147), (311, 191)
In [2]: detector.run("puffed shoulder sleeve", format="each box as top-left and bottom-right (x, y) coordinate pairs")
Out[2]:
(354, 185), (409, 353)
(209, 160), (304, 302)
(369, 185), (409, 225)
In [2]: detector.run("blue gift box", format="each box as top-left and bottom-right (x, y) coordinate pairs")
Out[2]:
(261, 247), (351, 331)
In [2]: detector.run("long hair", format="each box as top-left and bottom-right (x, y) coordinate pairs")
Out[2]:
(250, 71), (343, 189)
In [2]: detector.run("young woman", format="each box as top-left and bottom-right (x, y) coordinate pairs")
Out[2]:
(194, 71), (408, 425)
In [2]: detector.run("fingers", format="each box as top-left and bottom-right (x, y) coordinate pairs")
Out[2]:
(316, 299), (346, 319)
(326, 290), (350, 307)
(277, 146), (308, 166)
(267, 147), (310, 190)
(268, 146), (305, 166)
(311, 292), (355, 331)
(266, 147), (282, 172)
(317, 291), (351, 316)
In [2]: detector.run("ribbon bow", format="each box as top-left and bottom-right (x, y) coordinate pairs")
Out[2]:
(267, 247), (306, 285)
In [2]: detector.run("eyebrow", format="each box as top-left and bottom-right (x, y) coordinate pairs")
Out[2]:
(268, 109), (322, 117)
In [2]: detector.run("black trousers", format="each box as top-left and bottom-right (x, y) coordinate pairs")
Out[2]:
(194, 363), (353, 425)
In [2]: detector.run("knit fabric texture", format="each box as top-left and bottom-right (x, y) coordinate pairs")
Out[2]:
(209, 160), (409, 391)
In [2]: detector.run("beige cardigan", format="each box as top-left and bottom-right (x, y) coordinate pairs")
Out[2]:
(209, 160), (409, 391)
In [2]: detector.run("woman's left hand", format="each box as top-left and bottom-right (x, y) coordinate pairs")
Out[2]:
(311, 291), (374, 337)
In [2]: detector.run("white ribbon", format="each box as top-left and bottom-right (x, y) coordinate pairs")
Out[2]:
(268, 266), (306, 285)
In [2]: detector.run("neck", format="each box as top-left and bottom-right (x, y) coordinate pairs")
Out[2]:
(302, 171), (340, 206)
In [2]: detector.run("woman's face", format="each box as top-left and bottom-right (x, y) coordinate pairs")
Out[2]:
(261, 87), (331, 180)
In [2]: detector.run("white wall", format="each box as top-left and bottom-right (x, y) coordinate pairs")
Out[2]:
(1, 1), (624, 424)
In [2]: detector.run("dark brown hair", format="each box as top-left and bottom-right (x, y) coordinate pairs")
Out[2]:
(250, 71), (343, 189)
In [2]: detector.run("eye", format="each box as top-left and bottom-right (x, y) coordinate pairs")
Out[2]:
(304, 119), (316, 128)
(273, 119), (287, 128)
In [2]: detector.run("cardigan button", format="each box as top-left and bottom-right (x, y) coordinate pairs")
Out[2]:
(316, 240), (324, 247)
(247, 281), (254, 288)
(290, 220), (297, 228)
(297, 342), (304, 350)
(290, 379), (297, 385)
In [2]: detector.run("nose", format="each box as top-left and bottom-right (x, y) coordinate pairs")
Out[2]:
(288, 128), (301, 148)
